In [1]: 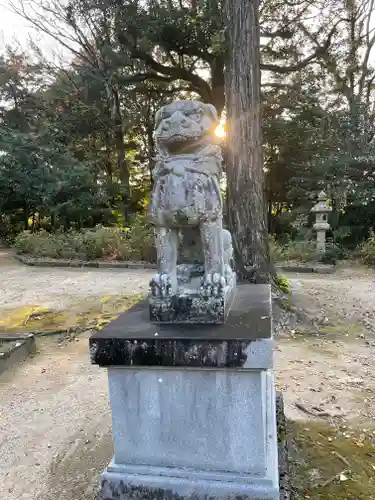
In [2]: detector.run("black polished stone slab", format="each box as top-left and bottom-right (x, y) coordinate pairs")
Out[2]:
(89, 284), (271, 368)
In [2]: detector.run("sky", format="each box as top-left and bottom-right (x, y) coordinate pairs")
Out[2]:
(1, 2), (375, 75)
(1, 2), (37, 47)
(0, 0), (67, 61)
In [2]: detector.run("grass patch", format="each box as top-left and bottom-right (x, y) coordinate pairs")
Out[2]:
(291, 421), (375, 499)
(285, 319), (366, 343)
(0, 294), (142, 335)
(318, 322), (366, 340)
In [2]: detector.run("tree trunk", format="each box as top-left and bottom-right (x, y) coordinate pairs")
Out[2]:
(113, 89), (131, 220)
(110, 86), (131, 223)
(224, 0), (270, 284)
(24, 207), (29, 230)
(104, 130), (113, 181)
(146, 103), (156, 188)
(211, 57), (226, 118)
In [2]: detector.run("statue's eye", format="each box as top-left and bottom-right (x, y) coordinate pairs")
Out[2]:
(195, 109), (204, 122)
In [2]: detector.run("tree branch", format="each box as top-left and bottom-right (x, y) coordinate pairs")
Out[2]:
(261, 20), (339, 74)
(260, 52), (317, 73)
(297, 20), (351, 99)
(358, 0), (375, 93)
(118, 31), (212, 101)
(261, 82), (299, 90)
(119, 72), (176, 85)
(260, 28), (293, 39)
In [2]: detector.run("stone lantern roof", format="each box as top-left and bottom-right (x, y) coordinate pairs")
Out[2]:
(311, 191), (332, 214)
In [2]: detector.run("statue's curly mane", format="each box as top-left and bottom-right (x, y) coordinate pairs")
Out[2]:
(149, 100), (223, 228)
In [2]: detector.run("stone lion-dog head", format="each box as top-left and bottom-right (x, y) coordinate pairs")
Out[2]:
(154, 100), (219, 154)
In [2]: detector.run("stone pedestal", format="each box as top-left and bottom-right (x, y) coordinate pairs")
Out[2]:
(90, 285), (280, 500)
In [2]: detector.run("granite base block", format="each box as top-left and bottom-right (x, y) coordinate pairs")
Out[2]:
(100, 369), (278, 500)
(108, 368), (277, 477)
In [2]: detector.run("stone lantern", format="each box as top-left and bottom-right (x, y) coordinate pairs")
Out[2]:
(311, 190), (332, 253)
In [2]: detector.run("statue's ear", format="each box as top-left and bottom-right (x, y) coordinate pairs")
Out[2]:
(203, 103), (219, 124)
(154, 107), (164, 129)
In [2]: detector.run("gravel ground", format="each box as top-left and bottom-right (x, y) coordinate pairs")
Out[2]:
(0, 336), (111, 500)
(1, 249), (375, 500)
(0, 248), (153, 310)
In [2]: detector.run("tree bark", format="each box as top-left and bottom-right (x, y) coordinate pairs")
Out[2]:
(224, 0), (270, 284)
(211, 57), (226, 117)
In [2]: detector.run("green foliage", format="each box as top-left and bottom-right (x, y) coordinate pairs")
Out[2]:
(358, 232), (375, 267)
(13, 216), (155, 262)
(280, 240), (318, 263)
(269, 234), (317, 263)
(268, 234), (285, 262)
(319, 241), (346, 265)
(275, 274), (291, 294)
(2, 0), (375, 264)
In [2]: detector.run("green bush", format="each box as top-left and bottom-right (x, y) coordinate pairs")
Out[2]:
(358, 232), (375, 266)
(281, 240), (317, 262)
(268, 234), (285, 262)
(269, 234), (317, 263)
(319, 241), (346, 265)
(270, 233), (348, 264)
(275, 274), (291, 294)
(13, 215), (156, 262)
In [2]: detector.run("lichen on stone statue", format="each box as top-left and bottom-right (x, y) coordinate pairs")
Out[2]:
(148, 99), (236, 324)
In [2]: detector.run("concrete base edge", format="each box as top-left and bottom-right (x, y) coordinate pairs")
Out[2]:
(99, 467), (279, 500)
(0, 334), (36, 374)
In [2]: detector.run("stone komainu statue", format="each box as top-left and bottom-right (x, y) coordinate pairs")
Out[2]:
(148, 100), (234, 298)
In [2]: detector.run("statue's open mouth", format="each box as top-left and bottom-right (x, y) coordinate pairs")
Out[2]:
(159, 132), (201, 143)
(168, 134), (188, 142)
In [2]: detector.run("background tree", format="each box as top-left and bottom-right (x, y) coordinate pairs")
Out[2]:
(1, 0), (375, 263)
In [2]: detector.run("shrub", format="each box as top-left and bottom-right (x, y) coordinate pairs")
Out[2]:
(13, 215), (156, 262)
(319, 241), (346, 265)
(275, 274), (291, 294)
(281, 240), (317, 262)
(358, 232), (375, 266)
(268, 234), (285, 262)
(269, 234), (317, 263)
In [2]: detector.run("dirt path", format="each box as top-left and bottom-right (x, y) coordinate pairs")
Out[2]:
(1, 252), (375, 499)
(0, 336), (111, 500)
(277, 267), (375, 424)
(0, 249), (153, 311)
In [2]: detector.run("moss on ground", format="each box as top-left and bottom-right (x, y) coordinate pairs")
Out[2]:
(287, 320), (366, 344)
(0, 294), (143, 335)
(290, 421), (375, 499)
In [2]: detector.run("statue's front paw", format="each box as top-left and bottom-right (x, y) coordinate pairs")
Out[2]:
(224, 264), (234, 280)
(149, 273), (173, 297)
(200, 273), (227, 297)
